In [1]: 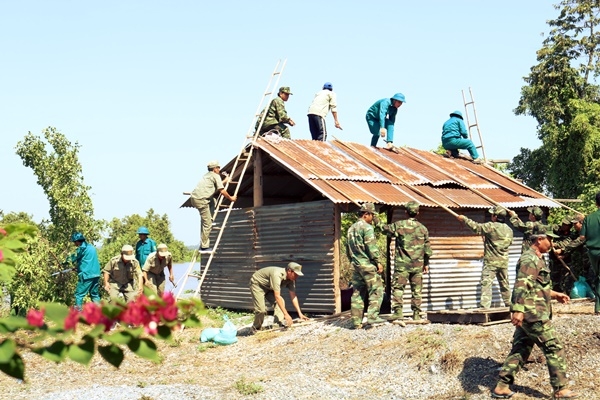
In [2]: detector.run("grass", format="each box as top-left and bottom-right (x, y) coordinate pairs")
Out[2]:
(404, 328), (447, 368)
(440, 349), (464, 373)
(233, 377), (264, 395)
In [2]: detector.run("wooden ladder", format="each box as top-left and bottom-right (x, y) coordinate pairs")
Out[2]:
(461, 87), (487, 162)
(176, 59), (287, 300)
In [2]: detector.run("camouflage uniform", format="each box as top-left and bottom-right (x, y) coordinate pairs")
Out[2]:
(461, 207), (513, 308)
(378, 202), (432, 317)
(257, 87), (293, 139)
(509, 207), (549, 256)
(103, 256), (142, 303)
(498, 247), (569, 392)
(347, 204), (384, 327)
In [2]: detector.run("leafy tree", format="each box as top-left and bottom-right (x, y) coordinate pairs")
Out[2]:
(510, 0), (600, 198)
(98, 209), (191, 267)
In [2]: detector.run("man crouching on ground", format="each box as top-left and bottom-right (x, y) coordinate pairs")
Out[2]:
(250, 262), (309, 332)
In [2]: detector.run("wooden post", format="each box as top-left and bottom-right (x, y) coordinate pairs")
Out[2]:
(333, 204), (341, 313)
(253, 148), (263, 207)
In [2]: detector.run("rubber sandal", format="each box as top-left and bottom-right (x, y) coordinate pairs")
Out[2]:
(491, 391), (515, 399)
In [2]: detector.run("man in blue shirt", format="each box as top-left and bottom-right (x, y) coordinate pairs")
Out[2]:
(135, 226), (156, 270)
(68, 232), (101, 310)
(441, 110), (483, 164)
(365, 93), (405, 153)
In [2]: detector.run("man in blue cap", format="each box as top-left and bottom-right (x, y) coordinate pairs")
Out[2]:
(365, 93), (405, 153)
(67, 232), (101, 310)
(441, 110), (484, 164)
(307, 82), (342, 141)
(135, 226), (156, 270)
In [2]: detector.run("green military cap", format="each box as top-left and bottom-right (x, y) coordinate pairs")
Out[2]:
(527, 206), (543, 219)
(571, 214), (584, 224)
(287, 262), (304, 276)
(561, 218), (573, 226)
(207, 160), (220, 169)
(405, 201), (420, 213)
(530, 225), (559, 239)
(488, 206), (507, 218)
(279, 86), (293, 95)
(359, 202), (376, 214)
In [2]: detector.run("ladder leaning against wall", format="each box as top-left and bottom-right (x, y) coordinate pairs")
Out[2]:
(176, 59), (287, 300)
(461, 87), (487, 162)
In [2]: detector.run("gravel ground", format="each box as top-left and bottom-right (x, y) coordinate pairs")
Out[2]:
(2, 300), (600, 400)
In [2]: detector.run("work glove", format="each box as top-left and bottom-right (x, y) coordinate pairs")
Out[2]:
(379, 127), (387, 137)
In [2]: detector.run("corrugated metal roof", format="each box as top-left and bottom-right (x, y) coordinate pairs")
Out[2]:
(248, 138), (561, 210)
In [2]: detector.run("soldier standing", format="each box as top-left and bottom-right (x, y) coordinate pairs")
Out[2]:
(377, 201), (432, 321)
(508, 206), (548, 256)
(457, 206), (513, 308)
(257, 86), (295, 138)
(346, 203), (385, 328)
(142, 243), (175, 297)
(103, 244), (143, 303)
(492, 228), (579, 399)
(580, 191), (600, 315)
(68, 232), (101, 311)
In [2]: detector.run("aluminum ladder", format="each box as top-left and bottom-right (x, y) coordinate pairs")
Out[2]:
(176, 59), (287, 300)
(461, 87), (487, 162)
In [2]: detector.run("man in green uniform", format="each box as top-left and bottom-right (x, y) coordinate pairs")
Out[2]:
(142, 243), (175, 297)
(347, 202), (385, 328)
(103, 244), (143, 303)
(68, 232), (101, 311)
(508, 206), (548, 255)
(249, 262), (309, 331)
(457, 206), (513, 308)
(580, 191), (600, 315)
(257, 86), (296, 138)
(190, 160), (237, 252)
(135, 226), (156, 270)
(377, 201), (432, 321)
(492, 229), (579, 400)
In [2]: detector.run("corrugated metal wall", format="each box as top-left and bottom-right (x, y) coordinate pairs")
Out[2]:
(201, 200), (337, 313)
(390, 207), (521, 314)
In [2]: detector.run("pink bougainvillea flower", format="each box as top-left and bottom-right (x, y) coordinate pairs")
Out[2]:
(158, 302), (178, 322)
(82, 302), (104, 325)
(0, 228), (6, 236)
(64, 308), (80, 331)
(0, 249), (4, 263)
(26, 308), (45, 327)
(120, 301), (151, 326)
(144, 320), (158, 336)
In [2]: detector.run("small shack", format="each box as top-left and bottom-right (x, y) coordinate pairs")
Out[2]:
(183, 138), (559, 314)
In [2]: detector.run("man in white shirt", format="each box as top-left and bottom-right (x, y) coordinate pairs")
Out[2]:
(307, 82), (342, 141)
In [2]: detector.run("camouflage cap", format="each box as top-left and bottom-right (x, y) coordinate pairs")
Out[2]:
(571, 214), (584, 224)
(287, 262), (304, 276)
(359, 202), (376, 214)
(488, 206), (507, 218)
(560, 218), (573, 226)
(405, 201), (420, 213)
(207, 160), (220, 169)
(279, 86), (293, 95)
(527, 206), (543, 219)
(530, 225), (559, 239)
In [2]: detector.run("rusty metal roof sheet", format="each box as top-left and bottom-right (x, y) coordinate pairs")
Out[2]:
(218, 138), (562, 210)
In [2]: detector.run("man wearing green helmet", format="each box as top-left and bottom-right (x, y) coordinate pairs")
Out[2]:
(365, 93), (405, 153)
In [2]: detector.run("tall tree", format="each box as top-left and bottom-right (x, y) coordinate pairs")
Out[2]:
(510, 0), (600, 198)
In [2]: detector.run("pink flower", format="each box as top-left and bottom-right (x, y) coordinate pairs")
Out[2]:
(0, 249), (3, 263)
(158, 303), (178, 322)
(64, 308), (80, 331)
(144, 320), (158, 336)
(120, 301), (151, 326)
(0, 228), (6, 236)
(26, 308), (45, 327)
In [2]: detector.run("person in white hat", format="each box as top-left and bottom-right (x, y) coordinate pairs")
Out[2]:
(102, 244), (143, 303)
(190, 160), (237, 252)
(142, 243), (174, 296)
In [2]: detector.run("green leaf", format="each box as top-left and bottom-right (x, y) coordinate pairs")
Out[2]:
(127, 338), (160, 363)
(0, 316), (31, 332)
(0, 239), (26, 250)
(0, 264), (17, 284)
(156, 325), (172, 341)
(0, 339), (17, 363)
(103, 331), (133, 345)
(68, 335), (95, 365)
(33, 340), (68, 362)
(0, 352), (25, 380)
(101, 304), (123, 319)
(86, 324), (105, 338)
(182, 314), (203, 328)
(41, 302), (69, 326)
(97, 344), (124, 368)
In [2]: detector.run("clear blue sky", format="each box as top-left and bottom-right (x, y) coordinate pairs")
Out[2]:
(1, 1), (557, 246)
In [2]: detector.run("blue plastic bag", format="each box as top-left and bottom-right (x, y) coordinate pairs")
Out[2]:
(200, 327), (220, 343)
(213, 315), (238, 345)
(570, 276), (595, 299)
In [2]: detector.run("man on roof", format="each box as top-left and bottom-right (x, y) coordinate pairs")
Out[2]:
(256, 86), (296, 139)
(441, 110), (484, 164)
(307, 82), (342, 141)
(366, 93), (405, 153)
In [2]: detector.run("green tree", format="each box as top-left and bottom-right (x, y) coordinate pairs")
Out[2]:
(510, 0), (600, 198)
(98, 209), (191, 267)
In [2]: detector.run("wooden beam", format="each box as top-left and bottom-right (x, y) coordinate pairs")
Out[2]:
(253, 148), (263, 207)
(333, 204), (341, 314)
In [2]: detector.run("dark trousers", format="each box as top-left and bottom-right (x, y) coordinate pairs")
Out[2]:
(308, 114), (327, 141)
